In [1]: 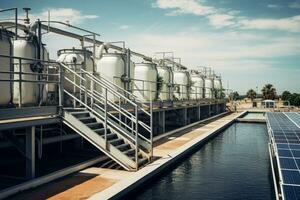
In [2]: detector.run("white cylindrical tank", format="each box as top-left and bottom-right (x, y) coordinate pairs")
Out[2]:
(157, 65), (173, 101)
(133, 62), (157, 102)
(190, 71), (204, 100)
(0, 29), (13, 106)
(213, 76), (222, 99)
(57, 49), (94, 93)
(204, 77), (214, 99)
(13, 36), (49, 105)
(173, 70), (190, 100)
(96, 53), (135, 102)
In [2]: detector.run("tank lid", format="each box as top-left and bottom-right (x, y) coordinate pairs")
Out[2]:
(57, 48), (93, 56)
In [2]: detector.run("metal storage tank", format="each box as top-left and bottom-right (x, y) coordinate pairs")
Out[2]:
(213, 75), (222, 99)
(204, 76), (214, 99)
(57, 48), (94, 93)
(190, 70), (204, 100)
(157, 64), (173, 101)
(173, 70), (190, 100)
(133, 62), (157, 102)
(13, 36), (49, 105)
(96, 52), (135, 102)
(0, 29), (13, 106)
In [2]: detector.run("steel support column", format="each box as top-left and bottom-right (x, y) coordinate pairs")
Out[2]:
(158, 110), (165, 134)
(197, 105), (201, 121)
(26, 126), (35, 179)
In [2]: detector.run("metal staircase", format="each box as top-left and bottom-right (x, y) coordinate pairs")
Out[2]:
(59, 63), (153, 171)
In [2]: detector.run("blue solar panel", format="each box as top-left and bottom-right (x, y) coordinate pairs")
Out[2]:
(280, 158), (298, 169)
(267, 112), (300, 198)
(286, 113), (300, 128)
(282, 170), (300, 184)
(278, 149), (293, 157)
(283, 185), (300, 200)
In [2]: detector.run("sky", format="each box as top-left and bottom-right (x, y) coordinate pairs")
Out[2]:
(1, 0), (300, 94)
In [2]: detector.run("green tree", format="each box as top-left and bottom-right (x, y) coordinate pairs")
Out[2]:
(230, 91), (239, 100)
(246, 89), (257, 101)
(261, 84), (277, 100)
(282, 91), (291, 101)
(294, 95), (300, 106)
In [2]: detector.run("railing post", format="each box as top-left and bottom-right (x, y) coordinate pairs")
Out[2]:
(79, 72), (82, 107)
(18, 58), (22, 108)
(119, 97), (121, 126)
(73, 70), (76, 108)
(84, 72), (88, 106)
(91, 77), (94, 108)
(135, 104), (139, 170)
(149, 83), (153, 160)
(104, 88), (108, 149)
(58, 64), (64, 116)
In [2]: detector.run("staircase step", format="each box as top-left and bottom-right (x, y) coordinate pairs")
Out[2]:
(71, 111), (90, 118)
(78, 117), (96, 124)
(124, 149), (135, 156)
(93, 128), (106, 135)
(86, 122), (104, 129)
(138, 157), (149, 167)
(116, 143), (131, 151)
(108, 162), (120, 169)
(100, 159), (115, 168)
(106, 133), (118, 140)
(109, 138), (124, 146)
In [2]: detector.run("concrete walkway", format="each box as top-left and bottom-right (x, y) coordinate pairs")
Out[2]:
(10, 112), (242, 200)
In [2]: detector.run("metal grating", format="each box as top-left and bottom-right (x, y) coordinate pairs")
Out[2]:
(267, 112), (300, 200)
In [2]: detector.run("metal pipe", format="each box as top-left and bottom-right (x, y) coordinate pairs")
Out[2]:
(0, 21), (152, 61)
(0, 8), (18, 39)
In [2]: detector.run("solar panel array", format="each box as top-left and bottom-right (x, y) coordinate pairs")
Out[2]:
(267, 112), (300, 200)
(285, 113), (300, 128)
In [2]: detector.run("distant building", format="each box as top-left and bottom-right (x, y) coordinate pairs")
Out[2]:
(262, 100), (276, 108)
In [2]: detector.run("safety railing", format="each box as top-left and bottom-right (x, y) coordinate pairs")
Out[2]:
(60, 63), (153, 169)
(0, 54), (61, 108)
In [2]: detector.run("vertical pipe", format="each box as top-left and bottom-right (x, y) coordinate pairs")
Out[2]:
(73, 71), (76, 108)
(91, 77), (94, 108)
(15, 8), (18, 40)
(58, 64), (64, 115)
(125, 48), (131, 93)
(18, 58), (22, 107)
(135, 105), (139, 170)
(119, 97), (121, 126)
(104, 88), (107, 149)
(150, 94), (153, 160)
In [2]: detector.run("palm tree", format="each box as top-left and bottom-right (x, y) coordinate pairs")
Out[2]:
(246, 89), (257, 101)
(261, 84), (277, 100)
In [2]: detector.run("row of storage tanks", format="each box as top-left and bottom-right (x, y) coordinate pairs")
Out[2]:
(57, 47), (223, 102)
(0, 28), (223, 106)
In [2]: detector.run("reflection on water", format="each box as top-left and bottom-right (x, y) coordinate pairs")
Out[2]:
(129, 123), (274, 200)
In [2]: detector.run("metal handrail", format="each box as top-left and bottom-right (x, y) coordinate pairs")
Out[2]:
(0, 54), (61, 107)
(83, 71), (152, 142)
(60, 63), (153, 168)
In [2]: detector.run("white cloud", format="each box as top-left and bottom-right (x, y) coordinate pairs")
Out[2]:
(154, 0), (215, 16)
(119, 25), (131, 30)
(289, 2), (300, 8)
(31, 8), (99, 25)
(240, 15), (300, 32)
(153, 0), (300, 32)
(207, 14), (235, 28)
(267, 4), (280, 8)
